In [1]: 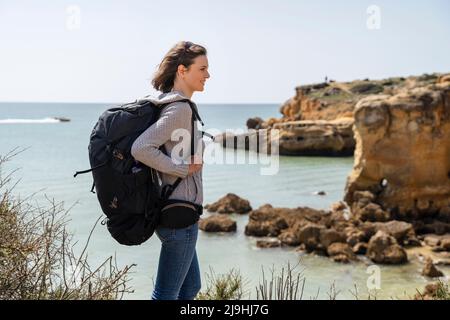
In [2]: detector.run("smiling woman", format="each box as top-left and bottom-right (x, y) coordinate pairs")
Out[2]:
(152, 41), (210, 98)
(130, 40), (210, 301)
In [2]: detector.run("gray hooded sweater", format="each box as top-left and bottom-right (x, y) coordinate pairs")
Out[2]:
(130, 90), (204, 205)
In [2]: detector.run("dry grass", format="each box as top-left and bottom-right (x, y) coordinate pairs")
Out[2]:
(198, 262), (450, 300)
(0, 148), (134, 300)
(256, 261), (306, 300)
(197, 267), (248, 300)
(414, 280), (450, 300)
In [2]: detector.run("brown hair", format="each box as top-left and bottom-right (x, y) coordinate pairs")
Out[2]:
(152, 41), (207, 93)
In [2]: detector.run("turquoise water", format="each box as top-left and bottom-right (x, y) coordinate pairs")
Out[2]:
(0, 102), (444, 299)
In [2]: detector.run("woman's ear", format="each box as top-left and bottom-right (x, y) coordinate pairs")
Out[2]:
(177, 64), (187, 79)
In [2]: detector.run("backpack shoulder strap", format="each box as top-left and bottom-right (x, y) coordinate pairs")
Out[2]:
(161, 99), (198, 200)
(187, 101), (204, 126)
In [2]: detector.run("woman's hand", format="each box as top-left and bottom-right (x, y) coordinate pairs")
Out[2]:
(187, 155), (203, 175)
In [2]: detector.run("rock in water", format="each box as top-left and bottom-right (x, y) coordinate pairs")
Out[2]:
(204, 193), (252, 214)
(199, 215), (237, 232)
(422, 258), (444, 278)
(366, 230), (408, 264)
(256, 239), (281, 248)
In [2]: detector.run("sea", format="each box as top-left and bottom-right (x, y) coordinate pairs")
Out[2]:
(0, 101), (441, 300)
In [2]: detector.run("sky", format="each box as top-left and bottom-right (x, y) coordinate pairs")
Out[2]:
(0, 0), (449, 104)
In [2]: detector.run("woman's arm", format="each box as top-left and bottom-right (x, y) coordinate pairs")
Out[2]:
(131, 102), (191, 178)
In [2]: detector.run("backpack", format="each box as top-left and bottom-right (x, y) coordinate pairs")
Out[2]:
(74, 98), (212, 246)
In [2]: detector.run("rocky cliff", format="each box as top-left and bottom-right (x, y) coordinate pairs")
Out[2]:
(278, 74), (442, 122)
(220, 73), (448, 156)
(345, 75), (450, 221)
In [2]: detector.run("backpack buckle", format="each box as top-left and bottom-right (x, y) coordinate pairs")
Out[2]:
(112, 149), (124, 160)
(161, 184), (173, 200)
(195, 204), (203, 216)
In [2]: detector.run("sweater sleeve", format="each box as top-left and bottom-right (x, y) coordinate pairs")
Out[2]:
(130, 102), (191, 178)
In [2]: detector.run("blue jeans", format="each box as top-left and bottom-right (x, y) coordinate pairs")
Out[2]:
(151, 222), (201, 300)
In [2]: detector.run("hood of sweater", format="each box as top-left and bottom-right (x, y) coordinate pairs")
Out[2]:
(138, 90), (193, 106)
(138, 89), (202, 122)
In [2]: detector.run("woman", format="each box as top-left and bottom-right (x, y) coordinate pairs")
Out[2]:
(130, 41), (210, 300)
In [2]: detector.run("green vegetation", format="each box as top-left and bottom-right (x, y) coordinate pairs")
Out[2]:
(415, 280), (450, 300)
(197, 267), (247, 300)
(349, 82), (384, 95)
(197, 262), (450, 300)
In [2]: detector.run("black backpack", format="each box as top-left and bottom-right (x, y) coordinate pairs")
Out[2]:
(74, 98), (211, 246)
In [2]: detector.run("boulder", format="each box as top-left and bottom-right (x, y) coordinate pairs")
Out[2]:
(357, 203), (391, 222)
(298, 224), (326, 252)
(345, 228), (368, 247)
(331, 201), (348, 212)
(256, 239), (281, 248)
(199, 215), (237, 232)
(422, 258), (444, 278)
(319, 228), (346, 248)
(366, 231), (408, 264)
(322, 210), (351, 230)
(359, 222), (378, 240)
(424, 235), (450, 251)
(372, 220), (415, 243)
(327, 243), (357, 263)
(441, 237), (450, 251)
(293, 207), (325, 224)
(245, 218), (288, 237)
(205, 193), (252, 214)
(245, 204), (288, 237)
(424, 235), (441, 247)
(278, 227), (301, 246)
(246, 117), (264, 129)
(352, 242), (368, 254)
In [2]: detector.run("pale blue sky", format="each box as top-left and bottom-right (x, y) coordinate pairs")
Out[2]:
(1, 0), (449, 104)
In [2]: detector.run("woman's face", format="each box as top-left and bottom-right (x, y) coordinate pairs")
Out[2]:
(181, 55), (210, 92)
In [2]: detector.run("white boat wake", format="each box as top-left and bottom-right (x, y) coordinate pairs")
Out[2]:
(0, 117), (65, 124)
